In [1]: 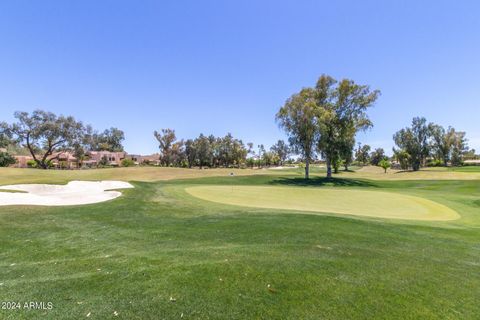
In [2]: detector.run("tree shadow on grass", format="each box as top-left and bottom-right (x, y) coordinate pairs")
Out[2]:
(269, 176), (378, 188)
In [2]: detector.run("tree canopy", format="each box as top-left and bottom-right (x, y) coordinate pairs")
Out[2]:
(8, 110), (85, 169)
(393, 117), (469, 170)
(277, 75), (380, 178)
(276, 88), (318, 179)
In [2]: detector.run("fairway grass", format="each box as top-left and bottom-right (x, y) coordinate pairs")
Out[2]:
(185, 185), (460, 221)
(0, 170), (479, 319)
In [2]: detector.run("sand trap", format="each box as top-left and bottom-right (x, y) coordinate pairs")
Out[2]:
(185, 185), (460, 221)
(0, 181), (134, 206)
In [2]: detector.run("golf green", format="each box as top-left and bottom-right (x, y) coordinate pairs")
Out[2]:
(185, 185), (460, 221)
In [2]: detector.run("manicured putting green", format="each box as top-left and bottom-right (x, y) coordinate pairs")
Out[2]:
(185, 185), (459, 221)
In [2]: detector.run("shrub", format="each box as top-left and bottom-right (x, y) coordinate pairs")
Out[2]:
(426, 159), (443, 167)
(121, 158), (135, 167)
(98, 156), (110, 167)
(27, 159), (37, 168)
(0, 152), (16, 167)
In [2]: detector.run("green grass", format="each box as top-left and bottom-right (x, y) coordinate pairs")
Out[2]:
(0, 170), (479, 319)
(185, 185), (459, 221)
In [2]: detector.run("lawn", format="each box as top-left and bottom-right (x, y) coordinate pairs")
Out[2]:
(0, 167), (479, 319)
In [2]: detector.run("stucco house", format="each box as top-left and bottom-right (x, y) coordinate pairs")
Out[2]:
(87, 151), (126, 166)
(125, 153), (160, 165)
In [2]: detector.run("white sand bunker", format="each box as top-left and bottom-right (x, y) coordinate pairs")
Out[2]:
(0, 181), (134, 206)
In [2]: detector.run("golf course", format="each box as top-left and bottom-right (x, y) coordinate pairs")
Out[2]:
(0, 166), (479, 319)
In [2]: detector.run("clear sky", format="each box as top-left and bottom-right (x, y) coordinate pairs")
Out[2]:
(1, 0), (479, 155)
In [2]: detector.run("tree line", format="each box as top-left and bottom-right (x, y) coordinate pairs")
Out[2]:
(0, 110), (125, 168)
(392, 117), (469, 170)
(276, 74), (474, 178)
(153, 129), (291, 168)
(0, 76), (475, 172)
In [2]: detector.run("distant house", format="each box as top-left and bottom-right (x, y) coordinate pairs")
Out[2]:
(126, 153), (161, 165)
(87, 151), (126, 166)
(464, 159), (480, 165)
(12, 155), (34, 168)
(49, 152), (78, 169)
(9, 150), (158, 168)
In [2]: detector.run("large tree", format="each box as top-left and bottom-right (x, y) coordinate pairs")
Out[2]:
(393, 117), (431, 171)
(9, 110), (85, 169)
(84, 126), (125, 152)
(270, 140), (290, 165)
(370, 148), (386, 166)
(315, 75), (379, 177)
(195, 134), (212, 168)
(355, 143), (371, 165)
(184, 139), (197, 168)
(154, 128), (177, 166)
(0, 122), (13, 148)
(276, 88), (318, 179)
(429, 124), (468, 166)
(450, 130), (468, 166)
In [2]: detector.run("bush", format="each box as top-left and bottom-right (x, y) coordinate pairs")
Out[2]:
(0, 152), (16, 167)
(27, 159), (37, 168)
(426, 159), (443, 167)
(121, 158), (135, 167)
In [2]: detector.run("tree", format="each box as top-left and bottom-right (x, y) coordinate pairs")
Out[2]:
(83, 126), (125, 152)
(8, 110), (85, 169)
(429, 124), (451, 166)
(370, 148), (386, 166)
(0, 122), (13, 148)
(257, 144), (265, 168)
(393, 117), (430, 171)
(355, 143), (371, 165)
(338, 127), (356, 171)
(393, 149), (410, 170)
(276, 88), (318, 179)
(154, 128), (177, 166)
(450, 130), (468, 166)
(379, 158), (391, 173)
(0, 152), (16, 167)
(170, 140), (186, 167)
(184, 139), (196, 168)
(196, 134), (212, 168)
(96, 128), (125, 152)
(315, 75), (379, 177)
(429, 124), (469, 166)
(270, 140), (290, 165)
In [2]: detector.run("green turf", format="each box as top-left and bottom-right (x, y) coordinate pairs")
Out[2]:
(0, 172), (479, 319)
(185, 185), (460, 221)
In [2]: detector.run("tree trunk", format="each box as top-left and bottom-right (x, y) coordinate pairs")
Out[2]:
(305, 159), (309, 179)
(326, 157), (332, 178)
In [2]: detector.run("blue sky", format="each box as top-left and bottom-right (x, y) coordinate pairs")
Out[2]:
(0, 0), (479, 155)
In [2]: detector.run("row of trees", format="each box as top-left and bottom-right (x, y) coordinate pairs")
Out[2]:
(153, 129), (291, 168)
(393, 117), (469, 170)
(355, 144), (388, 166)
(0, 110), (125, 169)
(276, 74), (380, 179)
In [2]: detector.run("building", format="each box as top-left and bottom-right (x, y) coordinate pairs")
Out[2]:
(9, 150), (159, 168)
(87, 151), (126, 166)
(49, 152), (78, 169)
(125, 153), (161, 165)
(12, 155), (34, 168)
